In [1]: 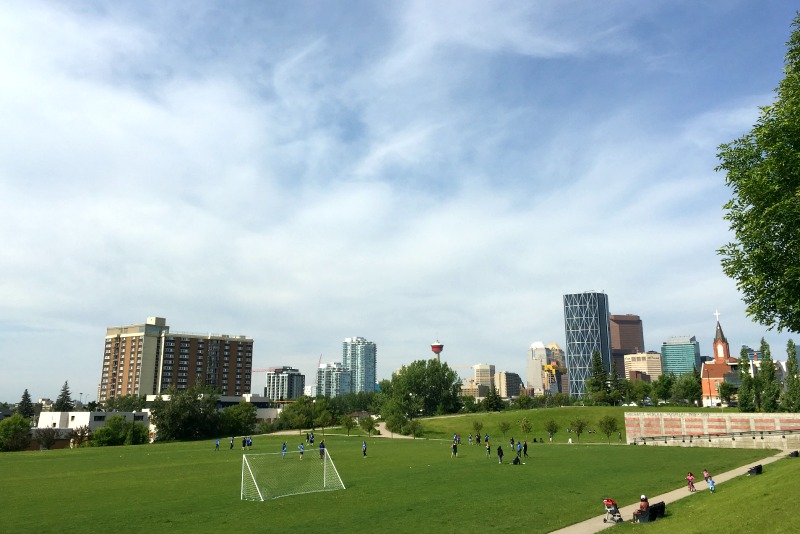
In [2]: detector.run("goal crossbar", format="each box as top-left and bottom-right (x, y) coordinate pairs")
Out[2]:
(241, 449), (346, 501)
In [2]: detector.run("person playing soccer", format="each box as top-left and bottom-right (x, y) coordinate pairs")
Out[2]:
(362, 441), (367, 458)
(282, 442), (287, 459)
(497, 445), (504, 464)
(486, 440), (491, 458)
(299, 442), (304, 460)
(451, 441), (458, 458)
(319, 440), (326, 459)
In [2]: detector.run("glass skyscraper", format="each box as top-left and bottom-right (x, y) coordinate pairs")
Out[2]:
(342, 336), (377, 393)
(660, 336), (701, 376)
(563, 292), (612, 399)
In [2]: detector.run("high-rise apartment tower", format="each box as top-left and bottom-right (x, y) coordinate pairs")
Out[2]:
(342, 337), (377, 393)
(98, 317), (253, 402)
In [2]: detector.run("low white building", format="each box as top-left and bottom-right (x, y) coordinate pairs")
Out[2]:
(37, 411), (149, 432)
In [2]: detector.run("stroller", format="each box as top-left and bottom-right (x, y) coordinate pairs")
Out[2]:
(603, 498), (623, 523)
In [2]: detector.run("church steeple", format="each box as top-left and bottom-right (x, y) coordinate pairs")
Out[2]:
(712, 310), (730, 363)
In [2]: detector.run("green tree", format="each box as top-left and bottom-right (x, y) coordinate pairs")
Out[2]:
(717, 14), (800, 333)
(70, 425), (90, 447)
(339, 415), (357, 436)
(519, 417), (532, 440)
(782, 339), (800, 411)
(105, 394), (146, 412)
(597, 415), (620, 444)
(608, 361), (624, 406)
(33, 427), (58, 450)
(220, 402), (257, 436)
(585, 351), (609, 404)
(359, 415), (376, 437)
(92, 415), (148, 446)
(719, 382), (737, 406)
(512, 390), (535, 410)
(383, 359), (462, 416)
(472, 420), (484, 437)
(483, 383), (505, 412)
(148, 385), (220, 441)
(651, 373), (675, 404)
(738, 350), (756, 412)
(672, 372), (702, 405)
(461, 395), (480, 413)
(15, 389), (35, 419)
(53, 381), (74, 412)
(406, 419), (423, 439)
(757, 338), (781, 412)
(544, 419), (559, 442)
(570, 418), (588, 441)
(629, 380), (652, 406)
(498, 421), (511, 437)
(0, 414), (32, 452)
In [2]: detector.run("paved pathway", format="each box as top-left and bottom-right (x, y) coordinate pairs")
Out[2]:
(552, 450), (787, 534)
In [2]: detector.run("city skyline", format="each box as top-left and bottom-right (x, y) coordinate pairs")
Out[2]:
(2, 2), (799, 402)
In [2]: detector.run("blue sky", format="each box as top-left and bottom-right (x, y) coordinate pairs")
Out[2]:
(1, 1), (798, 403)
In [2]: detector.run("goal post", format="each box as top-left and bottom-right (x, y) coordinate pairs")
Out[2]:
(241, 449), (346, 501)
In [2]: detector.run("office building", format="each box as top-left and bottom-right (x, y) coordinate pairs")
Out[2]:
(473, 364), (496, 389)
(98, 317), (253, 402)
(660, 336), (701, 376)
(526, 342), (550, 395)
(494, 371), (524, 398)
(610, 314), (645, 378)
(547, 343), (566, 367)
(623, 352), (663, 382)
(563, 291), (612, 398)
(316, 362), (351, 398)
(264, 367), (305, 401)
(342, 337), (377, 393)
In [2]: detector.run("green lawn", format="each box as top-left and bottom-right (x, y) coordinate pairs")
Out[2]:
(1, 410), (776, 534)
(613, 456), (799, 533)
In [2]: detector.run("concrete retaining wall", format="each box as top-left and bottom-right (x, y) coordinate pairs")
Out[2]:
(624, 411), (800, 450)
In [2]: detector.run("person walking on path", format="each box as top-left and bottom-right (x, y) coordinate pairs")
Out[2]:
(362, 440), (367, 458)
(703, 469), (711, 483)
(708, 477), (716, 493)
(497, 445), (504, 464)
(686, 472), (696, 492)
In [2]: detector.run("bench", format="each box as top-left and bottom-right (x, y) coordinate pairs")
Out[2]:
(635, 501), (666, 523)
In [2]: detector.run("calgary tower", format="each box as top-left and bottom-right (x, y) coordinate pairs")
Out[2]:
(431, 340), (444, 361)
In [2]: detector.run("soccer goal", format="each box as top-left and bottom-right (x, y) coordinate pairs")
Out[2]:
(241, 449), (346, 501)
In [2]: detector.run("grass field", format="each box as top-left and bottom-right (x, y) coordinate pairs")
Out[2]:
(614, 456), (799, 533)
(1, 408), (778, 533)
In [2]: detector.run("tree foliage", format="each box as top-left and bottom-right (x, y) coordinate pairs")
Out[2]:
(585, 351), (609, 404)
(340, 415), (357, 436)
(544, 419), (559, 441)
(220, 402), (257, 436)
(104, 394), (146, 412)
(782, 339), (800, 411)
(718, 382), (737, 405)
(597, 415), (620, 444)
(651, 373), (675, 404)
(483, 383), (505, 412)
(16, 389), (35, 419)
(498, 421), (511, 437)
(381, 359), (462, 417)
(149, 385), (220, 441)
(33, 427), (58, 450)
(0, 414), (32, 452)
(738, 351), (756, 412)
(472, 420), (484, 437)
(92, 415), (148, 446)
(570, 418), (588, 441)
(54, 381), (74, 412)
(758, 338), (781, 412)
(519, 417), (532, 440)
(359, 415), (376, 437)
(672, 372), (702, 405)
(716, 14), (800, 333)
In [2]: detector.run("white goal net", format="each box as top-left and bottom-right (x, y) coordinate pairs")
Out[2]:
(241, 449), (346, 501)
